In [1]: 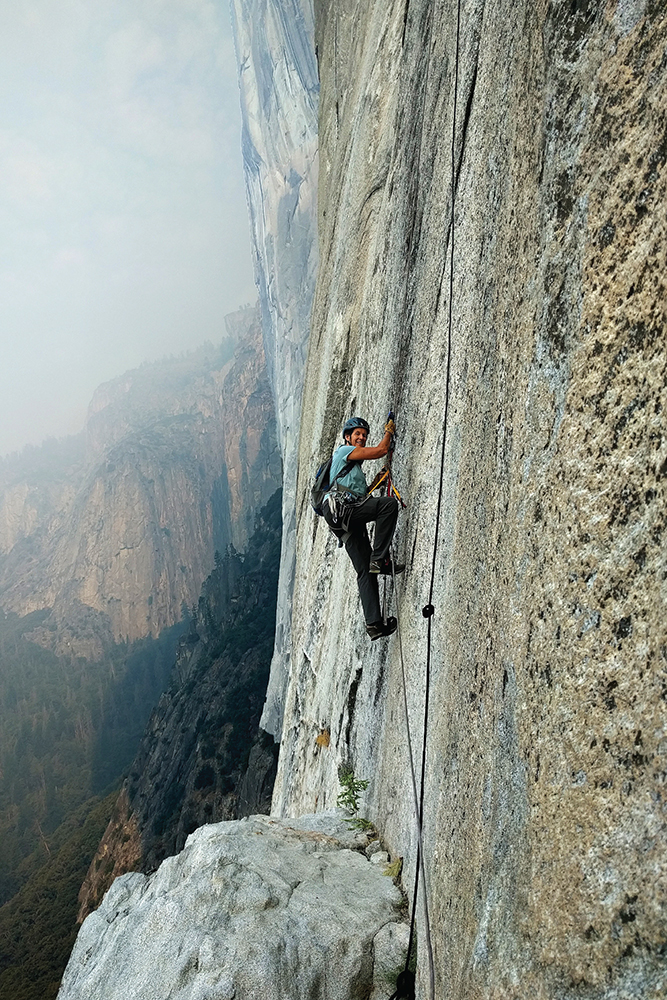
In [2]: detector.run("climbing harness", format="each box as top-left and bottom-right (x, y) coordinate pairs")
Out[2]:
(325, 486), (372, 535)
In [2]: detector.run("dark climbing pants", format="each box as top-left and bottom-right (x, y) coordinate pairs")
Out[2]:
(324, 495), (398, 625)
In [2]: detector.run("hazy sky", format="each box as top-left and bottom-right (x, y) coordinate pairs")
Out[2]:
(0, 0), (256, 456)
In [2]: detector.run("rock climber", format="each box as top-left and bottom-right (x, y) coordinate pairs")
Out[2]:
(323, 416), (404, 640)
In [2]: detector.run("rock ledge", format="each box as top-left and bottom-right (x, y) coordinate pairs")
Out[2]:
(58, 813), (408, 1000)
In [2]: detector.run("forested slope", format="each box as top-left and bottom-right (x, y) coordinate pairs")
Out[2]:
(0, 310), (281, 999)
(78, 490), (282, 914)
(0, 611), (185, 906)
(0, 614), (185, 999)
(0, 795), (115, 1000)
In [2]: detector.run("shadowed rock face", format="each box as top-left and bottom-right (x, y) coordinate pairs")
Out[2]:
(60, 814), (408, 1000)
(0, 306), (281, 645)
(267, 1), (666, 998)
(230, 0), (319, 737)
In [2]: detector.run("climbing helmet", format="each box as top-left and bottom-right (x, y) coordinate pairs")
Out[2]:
(342, 416), (370, 440)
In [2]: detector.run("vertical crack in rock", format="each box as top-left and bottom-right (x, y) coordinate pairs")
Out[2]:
(345, 667), (363, 750)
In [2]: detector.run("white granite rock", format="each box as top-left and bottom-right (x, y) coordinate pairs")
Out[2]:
(372, 922), (412, 1000)
(370, 852), (390, 867)
(58, 814), (407, 1000)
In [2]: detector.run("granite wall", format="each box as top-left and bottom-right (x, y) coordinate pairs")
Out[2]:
(271, 2), (666, 996)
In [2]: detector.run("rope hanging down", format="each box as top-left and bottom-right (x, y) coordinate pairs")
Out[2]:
(378, 422), (435, 998)
(388, 533), (433, 1000)
(395, 0), (464, 995)
(365, 429), (424, 998)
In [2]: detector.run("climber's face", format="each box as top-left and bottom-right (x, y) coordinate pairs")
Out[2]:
(347, 427), (368, 448)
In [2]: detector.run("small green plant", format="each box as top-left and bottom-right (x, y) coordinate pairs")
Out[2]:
(346, 816), (376, 833)
(337, 764), (371, 829)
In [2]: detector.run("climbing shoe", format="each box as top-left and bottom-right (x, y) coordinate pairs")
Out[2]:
(366, 617), (398, 640)
(369, 558), (405, 575)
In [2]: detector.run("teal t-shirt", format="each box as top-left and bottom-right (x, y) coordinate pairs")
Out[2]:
(328, 445), (367, 497)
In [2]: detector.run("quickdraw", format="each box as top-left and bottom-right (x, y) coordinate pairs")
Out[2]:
(366, 465), (406, 507)
(366, 411), (407, 511)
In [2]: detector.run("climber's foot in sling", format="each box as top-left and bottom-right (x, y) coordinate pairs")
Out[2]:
(366, 617), (398, 640)
(369, 557), (405, 575)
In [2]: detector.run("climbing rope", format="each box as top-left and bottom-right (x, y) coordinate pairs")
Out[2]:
(389, 527), (435, 1000)
(368, 418), (433, 997)
(393, 0), (464, 995)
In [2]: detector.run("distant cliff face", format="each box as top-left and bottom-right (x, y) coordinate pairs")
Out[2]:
(230, 0), (319, 736)
(268, 2), (666, 998)
(0, 307), (281, 645)
(78, 490), (282, 920)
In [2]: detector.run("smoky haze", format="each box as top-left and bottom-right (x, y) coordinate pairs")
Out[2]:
(0, 0), (256, 457)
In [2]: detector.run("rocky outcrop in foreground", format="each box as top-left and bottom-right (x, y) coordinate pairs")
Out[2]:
(59, 814), (408, 1000)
